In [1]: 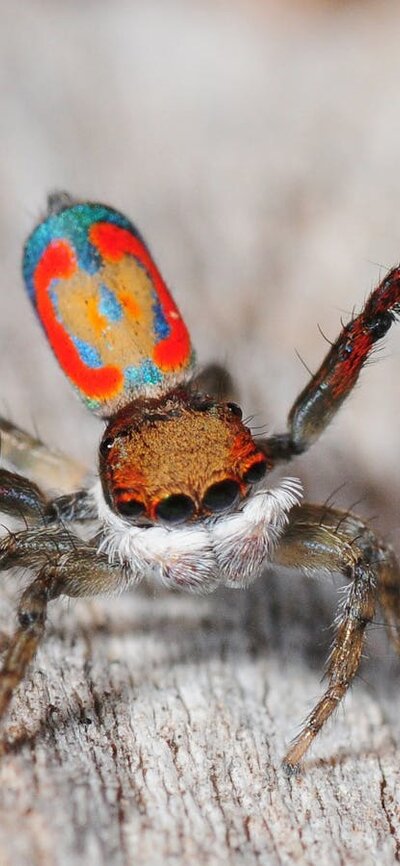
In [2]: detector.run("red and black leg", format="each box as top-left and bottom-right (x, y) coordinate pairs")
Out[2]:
(261, 267), (400, 462)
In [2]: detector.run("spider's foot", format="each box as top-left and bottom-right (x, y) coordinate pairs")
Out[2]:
(281, 758), (302, 778)
(283, 727), (315, 771)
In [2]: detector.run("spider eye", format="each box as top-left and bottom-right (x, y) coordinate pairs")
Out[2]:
(243, 459), (267, 484)
(227, 402), (242, 419)
(203, 480), (240, 513)
(115, 496), (145, 518)
(100, 436), (115, 456)
(156, 494), (195, 524)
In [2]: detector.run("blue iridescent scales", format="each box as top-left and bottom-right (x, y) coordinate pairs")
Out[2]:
(23, 199), (194, 416)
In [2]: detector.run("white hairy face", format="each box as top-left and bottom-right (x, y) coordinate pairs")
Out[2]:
(93, 478), (302, 594)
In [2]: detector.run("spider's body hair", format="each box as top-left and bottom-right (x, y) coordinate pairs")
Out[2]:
(4, 196), (400, 770)
(93, 477), (302, 594)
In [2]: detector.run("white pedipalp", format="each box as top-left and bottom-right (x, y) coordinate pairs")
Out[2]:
(211, 477), (302, 588)
(93, 477), (302, 594)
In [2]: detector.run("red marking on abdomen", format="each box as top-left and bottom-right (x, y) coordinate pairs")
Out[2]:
(34, 240), (123, 401)
(90, 222), (192, 371)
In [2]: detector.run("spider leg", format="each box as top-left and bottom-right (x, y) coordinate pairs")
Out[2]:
(372, 549), (400, 653)
(271, 503), (400, 771)
(0, 468), (96, 524)
(0, 568), (52, 720)
(0, 415), (88, 492)
(0, 524), (90, 571)
(45, 490), (98, 523)
(0, 525), (127, 723)
(259, 267), (400, 462)
(0, 524), (127, 594)
(0, 455), (100, 712)
(0, 468), (47, 519)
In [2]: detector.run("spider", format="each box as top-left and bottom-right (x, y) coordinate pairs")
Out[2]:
(0, 191), (400, 773)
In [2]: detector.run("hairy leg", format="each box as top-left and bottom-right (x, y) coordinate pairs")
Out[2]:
(0, 467), (96, 524)
(45, 490), (98, 523)
(0, 459), (113, 721)
(0, 525), (127, 723)
(0, 468), (47, 519)
(272, 503), (400, 770)
(0, 416), (88, 492)
(259, 267), (400, 462)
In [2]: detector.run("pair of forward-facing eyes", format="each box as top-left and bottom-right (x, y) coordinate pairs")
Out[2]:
(112, 458), (268, 525)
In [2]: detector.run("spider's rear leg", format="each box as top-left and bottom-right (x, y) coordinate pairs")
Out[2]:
(272, 503), (400, 771)
(1, 416), (95, 523)
(0, 415), (88, 493)
(260, 267), (400, 462)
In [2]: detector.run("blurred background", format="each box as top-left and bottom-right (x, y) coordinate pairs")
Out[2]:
(1, 0), (400, 539)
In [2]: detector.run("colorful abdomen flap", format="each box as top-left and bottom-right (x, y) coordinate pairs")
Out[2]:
(23, 197), (194, 415)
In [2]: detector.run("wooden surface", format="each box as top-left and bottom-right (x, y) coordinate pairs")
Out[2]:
(2, 0), (400, 863)
(0, 566), (399, 866)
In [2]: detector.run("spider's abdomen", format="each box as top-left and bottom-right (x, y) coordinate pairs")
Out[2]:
(23, 194), (194, 416)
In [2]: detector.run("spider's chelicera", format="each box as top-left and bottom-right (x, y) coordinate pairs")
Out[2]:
(1, 191), (400, 772)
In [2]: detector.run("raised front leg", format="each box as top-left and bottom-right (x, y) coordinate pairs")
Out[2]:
(272, 503), (400, 771)
(260, 267), (400, 462)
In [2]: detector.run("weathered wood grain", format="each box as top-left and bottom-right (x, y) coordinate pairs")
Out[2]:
(2, 0), (400, 863)
(0, 566), (399, 866)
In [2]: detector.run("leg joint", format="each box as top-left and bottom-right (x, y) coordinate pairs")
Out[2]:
(365, 310), (394, 341)
(18, 609), (45, 629)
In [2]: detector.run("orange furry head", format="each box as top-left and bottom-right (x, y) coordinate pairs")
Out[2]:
(99, 387), (270, 524)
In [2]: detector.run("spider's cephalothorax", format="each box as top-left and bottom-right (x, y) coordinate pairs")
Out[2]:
(99, 387), (269, 524)
(94, 384), (293, 593)
(2, 191), (400, 772)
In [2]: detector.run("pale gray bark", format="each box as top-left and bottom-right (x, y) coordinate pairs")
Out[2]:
(2, 0), (400, 863)
(0, 569), (399, 866)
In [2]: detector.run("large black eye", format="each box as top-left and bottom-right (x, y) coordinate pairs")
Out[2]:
(156, 494), (195, 524)
(243, 459), (267, 484)
(100, 436), (115, 457)
(116, 497), (145, 518)
(203, 480), (240, 513)
(227, 402), (242, 419)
